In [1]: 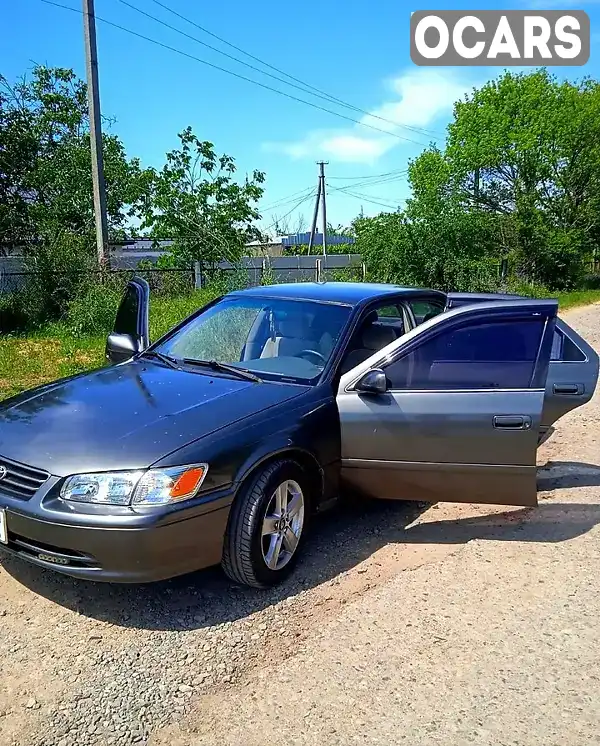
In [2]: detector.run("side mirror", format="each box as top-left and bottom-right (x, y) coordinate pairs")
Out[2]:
(355, 368), (387, 395)
(106, 277), (150, 364)
(105, 332), (142, 364)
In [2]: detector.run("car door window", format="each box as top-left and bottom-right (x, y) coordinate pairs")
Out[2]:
(550, 328), (586, 362)
(408, 299), (444, 325)
(340, 303), (406, 374)
(384, 317), (546, 390)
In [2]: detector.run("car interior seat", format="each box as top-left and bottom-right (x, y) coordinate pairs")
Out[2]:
(260, 315), (313, 359)
(308, 315), (335, 359)
(422, 310), (441, 323)
(340, 314), (397, 374)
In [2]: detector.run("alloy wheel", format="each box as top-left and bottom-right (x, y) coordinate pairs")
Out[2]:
(261, 479), (305, 571)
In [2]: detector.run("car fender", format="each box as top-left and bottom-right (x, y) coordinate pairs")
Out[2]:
(233, 441), (325, 504)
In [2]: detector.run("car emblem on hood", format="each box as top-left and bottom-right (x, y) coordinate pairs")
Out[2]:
(0, 466), (6, 480)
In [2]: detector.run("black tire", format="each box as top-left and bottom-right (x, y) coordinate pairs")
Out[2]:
(222, 459), (311, 588)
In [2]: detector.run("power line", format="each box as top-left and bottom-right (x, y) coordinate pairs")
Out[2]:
(147, 0), (443, 141)
(39, 0), (428, 146)
(349, 190), (403, 205)
(332, 172), (409, 193)
(328, 168), (408, 181)
(258, 186), (315, 213)
(334, 175), (408, 191)
(262, 190), (317, 231)
(119, 0), (435, 144)
(344, 192), (402, 209)
(330, 186), (404, 210)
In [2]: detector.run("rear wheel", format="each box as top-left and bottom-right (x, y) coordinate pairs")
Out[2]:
(222, 460), (310, 588)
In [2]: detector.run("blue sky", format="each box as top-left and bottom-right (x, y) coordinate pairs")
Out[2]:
(2, 0), (599, 234)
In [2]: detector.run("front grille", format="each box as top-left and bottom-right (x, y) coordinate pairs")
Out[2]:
(0, 455), (49, 499)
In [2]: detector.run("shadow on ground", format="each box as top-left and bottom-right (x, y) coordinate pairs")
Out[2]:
(2, 459), (600, 632)
(537, 461), (600, 490)
(0, 496), (428, 632)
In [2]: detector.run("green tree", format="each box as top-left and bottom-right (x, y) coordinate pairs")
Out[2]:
(140, 127), (265, 267)
(357, 69), (600, 291)
(439, 69), (600, 287)
(0, 66), (150, 252)
(0, 65), (152, 326)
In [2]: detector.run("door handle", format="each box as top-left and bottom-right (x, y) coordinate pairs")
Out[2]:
(493, 415), (531, 430)
(553, 383), (583, 396)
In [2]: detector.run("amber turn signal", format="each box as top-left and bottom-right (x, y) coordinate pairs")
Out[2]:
(169, 466), (207, 498)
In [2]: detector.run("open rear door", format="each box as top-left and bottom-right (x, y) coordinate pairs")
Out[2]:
(445, 291), (527, 310)
(541, 318), (599, 437)
(445, 292), (599, 439)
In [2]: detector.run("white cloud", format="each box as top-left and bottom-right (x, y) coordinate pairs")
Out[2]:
(264, 131), (396, 163)
(262, 68), (481, 165)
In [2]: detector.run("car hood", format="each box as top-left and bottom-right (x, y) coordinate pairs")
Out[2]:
(0, 359), (306, 476)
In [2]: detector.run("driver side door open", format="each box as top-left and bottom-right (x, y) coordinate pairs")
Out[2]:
(336, 300), (559, 507)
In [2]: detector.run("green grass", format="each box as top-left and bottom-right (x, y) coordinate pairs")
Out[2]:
(1, 287), (599, 402)
(0, 289), (218, 401)
(553, 290), (600, 310)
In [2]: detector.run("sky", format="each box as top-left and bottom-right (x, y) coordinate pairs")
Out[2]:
(2, 0), (599, 235)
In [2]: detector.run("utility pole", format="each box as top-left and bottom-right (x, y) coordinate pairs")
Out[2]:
(318, 161), (328, 256)
(83, 0), (109, 267)
(307, 179), (321, 256)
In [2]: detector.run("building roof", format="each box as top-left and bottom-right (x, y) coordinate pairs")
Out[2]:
(231, 282), (442, 306)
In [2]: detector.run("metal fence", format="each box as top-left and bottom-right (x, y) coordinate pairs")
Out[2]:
(199, 254), (364, 287)
(2, 253), (598, 298)
(0, 254), (364, 296)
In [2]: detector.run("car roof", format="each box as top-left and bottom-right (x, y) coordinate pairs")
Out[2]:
(229, 282), (443, 306)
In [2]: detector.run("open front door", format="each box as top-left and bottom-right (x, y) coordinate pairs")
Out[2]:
(337, 299), (557, 507)
(105, 277), (150, 363)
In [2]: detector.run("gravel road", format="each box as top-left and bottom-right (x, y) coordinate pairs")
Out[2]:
(1, 303), (599, 746)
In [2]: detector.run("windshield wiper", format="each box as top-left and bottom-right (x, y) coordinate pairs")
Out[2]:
(181, 358), (262, 383)
(141, 350), (181, 370)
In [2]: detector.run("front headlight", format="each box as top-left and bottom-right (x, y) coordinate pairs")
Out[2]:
(60, 464), (209, 507)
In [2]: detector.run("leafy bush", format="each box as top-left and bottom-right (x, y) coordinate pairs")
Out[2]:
(0, 294), (29, 333)
(66, 280), (124, 335)
(503, 277), (552, 298)
(5, 232), (97, 331)
(581, 274), (600, 290)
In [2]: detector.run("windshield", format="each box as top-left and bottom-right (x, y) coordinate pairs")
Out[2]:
(154, 295), (351, 383)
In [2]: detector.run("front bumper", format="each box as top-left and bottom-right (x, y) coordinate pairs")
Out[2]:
(0, 498), (232, 583)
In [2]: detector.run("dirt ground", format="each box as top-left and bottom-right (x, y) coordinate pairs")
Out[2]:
(1, 303), (599, 746)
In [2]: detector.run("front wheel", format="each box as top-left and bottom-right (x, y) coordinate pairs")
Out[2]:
(222, 460), (310, 588)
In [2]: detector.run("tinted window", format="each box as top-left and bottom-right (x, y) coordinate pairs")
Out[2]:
(551, 329), (586, 362)
(385, 318), (545, 390)
(408, 299), (444, 325)
(373, 305), (404, 334)
(114, 285), (140, 336)
(377, 305), (402, 318)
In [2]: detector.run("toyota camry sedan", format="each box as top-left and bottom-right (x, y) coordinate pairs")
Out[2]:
(0, 280), (597, 588)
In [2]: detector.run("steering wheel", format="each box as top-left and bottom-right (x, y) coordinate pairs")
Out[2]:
(298, 349), (326, 365)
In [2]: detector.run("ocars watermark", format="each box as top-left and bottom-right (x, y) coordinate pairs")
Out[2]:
(410, 10), (590, 66)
